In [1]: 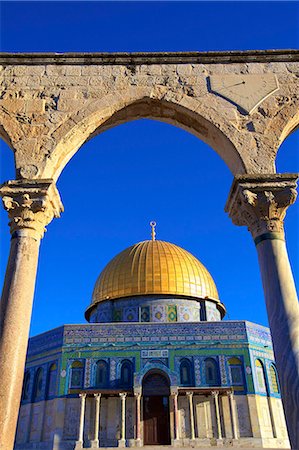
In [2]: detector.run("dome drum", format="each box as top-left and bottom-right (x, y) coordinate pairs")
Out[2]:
(87, 295), (223, 324)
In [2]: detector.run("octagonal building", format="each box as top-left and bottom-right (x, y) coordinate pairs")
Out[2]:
(15, 230), (290, 449)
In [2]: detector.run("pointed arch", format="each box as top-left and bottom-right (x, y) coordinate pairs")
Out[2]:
(40, 90), (247, 180)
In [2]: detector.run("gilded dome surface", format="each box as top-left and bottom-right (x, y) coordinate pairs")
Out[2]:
(86, 240), (225, 319)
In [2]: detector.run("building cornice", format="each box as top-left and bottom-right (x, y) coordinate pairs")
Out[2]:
(0, 49), (299, 65)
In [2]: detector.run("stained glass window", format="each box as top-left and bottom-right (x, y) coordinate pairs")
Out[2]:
(95, 360), (108, 387)
(46, 363), (57, 398)
(33, 368), (44, 400)
(180, 359), (193, 386)
(70, 361), (84, 389)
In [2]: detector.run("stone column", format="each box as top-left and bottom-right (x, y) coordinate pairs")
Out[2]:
(0, 179), (63, 450)
(186, 392), (195, 440)
(76, 393), (86, 448)
(227, 391), (238, 439)
(172, 392), (180, 441)
(118, 393), (126, 447)
(91, 393), (101, 448)
(135, 392), (141, 445)
(225, 174), (299, 448)
(212, 391), (222, 439)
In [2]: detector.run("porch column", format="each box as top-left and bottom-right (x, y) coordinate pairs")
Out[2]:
(212, 391), (222, 439)
(186, 392), (195, 440)
(0, 180), (63, 450)
(77, 393), (87, 446)
(91, 393), (101, 447)
(225, 174), (299, 449)
(135, 392), (141, 444)
(118, 393), (126, 447)
(171, 391), (180, 441)
(227, 391), (238, 439)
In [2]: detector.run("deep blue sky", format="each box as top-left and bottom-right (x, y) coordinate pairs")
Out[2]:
(0, 1), (298, 337)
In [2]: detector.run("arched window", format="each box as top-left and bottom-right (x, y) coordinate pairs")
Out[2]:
(95, 360), (108, 388)
(46, 363), (57, 398)
(70, 361), (84, 389)
(180, 359), (193, 386)
(22, 371), (31, 401)
(33, 368), (44, 400)
(228, 357), (244, 386)
(269, 364), (280, 394)
(204, 358), (219, 386)
(120, 360), (133, 388)
(255, 359), (267, 393)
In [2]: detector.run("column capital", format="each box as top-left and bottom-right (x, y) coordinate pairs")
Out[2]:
(0, 179), (63, 239)
(186, 391), (193, 397)
(226, 390), (234, 398)
(119, 392), (127, 399)
(211, 390), (219, 398)
(94, 393), (101, 399)
(225, 174), (298, 242)
(79, 392), (87, 399)
(134, 392), (141, 399)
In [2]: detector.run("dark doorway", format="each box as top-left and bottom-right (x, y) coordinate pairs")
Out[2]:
(142, 372), (171, 445)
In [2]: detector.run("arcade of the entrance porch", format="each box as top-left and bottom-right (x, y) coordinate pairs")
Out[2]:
(74, 388), (239, 449)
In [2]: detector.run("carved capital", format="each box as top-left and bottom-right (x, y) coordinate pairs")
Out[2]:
(225, 174), (298, 241)
(211, 390), (219, 398)
(186, 391), (193, 398)
(0, 179), (63, 239)
(79, 393), (86, 399)
(119, 392), (127, 400)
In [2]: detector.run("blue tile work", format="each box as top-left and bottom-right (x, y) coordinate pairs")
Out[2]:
(92, 296), (214, 323)
(23, 320), (280, 401)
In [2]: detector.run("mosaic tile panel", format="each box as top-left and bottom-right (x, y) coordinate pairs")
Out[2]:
(167, 305), (177, 322)
(152, 305), (166, 322)
(113, 309), (122, 322)
(141, 306), (150, 322)
(84, 358), (91, 387)
(123, 306), (138, 322)
(219, 355), (228, 384)
(178, 305), (193, 322)
(205, 301), (221, 321)
(194, 357), (201, 385)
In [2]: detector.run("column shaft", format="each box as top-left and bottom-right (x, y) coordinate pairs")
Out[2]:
(135, 394), (141, 441)
(187, 392), (195, 440)
(119, 393), (126, 445)
(256, 238), (299, 444)
(212, 392), (222, 439)
(78, 394), (86, 442)
(0, 233), (41, 450)
(94, 394), (101, 442)
(228, 392), (238, 439)
(172, 394), (179, 440)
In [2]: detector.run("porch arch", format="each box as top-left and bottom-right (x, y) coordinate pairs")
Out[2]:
(41, 90), (246, 180)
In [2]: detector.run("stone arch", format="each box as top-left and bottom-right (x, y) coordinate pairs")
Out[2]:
(135, 361), (178, 387)
(40, 89), (247, 180)
(267, 102), (299, 170)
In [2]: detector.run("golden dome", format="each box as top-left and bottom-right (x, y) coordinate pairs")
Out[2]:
(85, 240), (225, 319)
